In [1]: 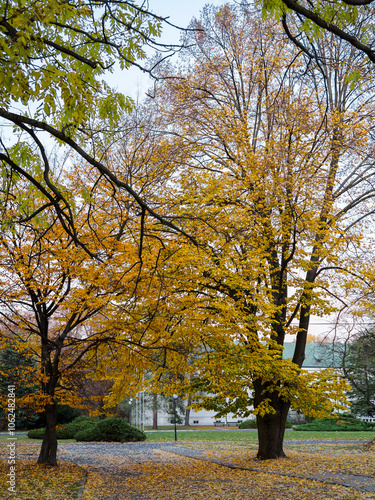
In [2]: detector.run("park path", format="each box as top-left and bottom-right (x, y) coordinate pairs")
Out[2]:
(56, 440), (375, 499)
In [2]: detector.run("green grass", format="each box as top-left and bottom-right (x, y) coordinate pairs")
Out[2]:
(144, 429), (375, 442)
(0, 434), (37, 441)
(284, 430), (375, 441)
(1, 429), (373, 444)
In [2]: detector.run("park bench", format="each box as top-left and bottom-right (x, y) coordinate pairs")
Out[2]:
(214, 420), (225, 426)
(214, 420), (242, 427)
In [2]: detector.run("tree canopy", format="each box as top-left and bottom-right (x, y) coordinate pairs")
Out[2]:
(103, 3), (375, 459)
(0, 0), (166, 123)
(0, 0), (190, 257)
(261, 0), (375, 63)
(0, 153), (170, 464)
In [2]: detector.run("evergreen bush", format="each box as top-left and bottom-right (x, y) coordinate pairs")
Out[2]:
(294, 413), (375, 431)
(238, 419), (257, 429)
(66, 415), (98, 437)
(27, 416), (99, 440)
(27, 428), (45, 439)
(75, 417), (146, 442)
(239, 419), (292, 429)
(27, 426), (74, 439)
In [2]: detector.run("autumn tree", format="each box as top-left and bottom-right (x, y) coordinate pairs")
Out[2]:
(0, 152), (173, 465)
(130, 3), (375, 460)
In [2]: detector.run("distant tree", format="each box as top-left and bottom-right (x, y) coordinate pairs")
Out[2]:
(0, 343), (39, 430)
(165, 396), (185, 425)
(342, 330), (375, 416)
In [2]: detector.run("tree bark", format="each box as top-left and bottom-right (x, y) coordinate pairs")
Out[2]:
(254, 380), (290, 460)
(37, 402), (58, 465)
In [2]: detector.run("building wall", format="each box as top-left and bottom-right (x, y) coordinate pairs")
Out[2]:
(141, 343), (341, 427)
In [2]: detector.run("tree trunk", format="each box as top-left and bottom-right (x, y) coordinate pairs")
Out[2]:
(152, 393), (158, 430)
(254, 380), (290, 460)
(185, 396), (192, 426)
(37, 402), (58, 466)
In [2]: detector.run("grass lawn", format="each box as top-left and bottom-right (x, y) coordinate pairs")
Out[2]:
(144, 429), (375, 442)
(1, 429), (373, 443)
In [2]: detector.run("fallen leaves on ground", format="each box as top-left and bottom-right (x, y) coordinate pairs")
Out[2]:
(2, 439), (375, 499)
(183, 440), (375, 477)
(0, 459), (85, 499)
(82, 452), (371, 500)
(81, 441), (375, 500)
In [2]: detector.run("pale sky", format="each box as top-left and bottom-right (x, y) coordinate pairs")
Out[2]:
(149, 0), (229, 45)
(107, 0), (227, 99)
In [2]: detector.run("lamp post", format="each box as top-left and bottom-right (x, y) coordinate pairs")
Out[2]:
(129, 398), (133, 426)
(173, 394), (178, 441)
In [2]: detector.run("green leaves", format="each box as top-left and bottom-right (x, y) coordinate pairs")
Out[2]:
(0, 0), (162, 133)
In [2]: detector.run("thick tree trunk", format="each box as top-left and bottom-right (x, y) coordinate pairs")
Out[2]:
(256, 408), (289, 460)
(37, 402), (58, 466)
(254, 380), (290, 460)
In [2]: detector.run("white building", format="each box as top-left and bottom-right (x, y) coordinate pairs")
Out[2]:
(138, 342), (341, 427)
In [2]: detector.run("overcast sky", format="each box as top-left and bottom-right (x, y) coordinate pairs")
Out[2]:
(149, 0), (219, 30)
(107, 0), (227, 99)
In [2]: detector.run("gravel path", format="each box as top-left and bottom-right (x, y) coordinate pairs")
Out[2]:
(58, 442), (185, 469)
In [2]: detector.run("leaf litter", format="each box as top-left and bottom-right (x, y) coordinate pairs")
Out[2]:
(1, 438), (374, 499)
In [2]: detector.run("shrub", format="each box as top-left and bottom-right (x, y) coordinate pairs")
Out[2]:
(238, 419), (292, 430)
(27, 428), (45, 439)
(239, 419), (257, 429)
(294, 413), (374, 431)
(57, 425), (75, 439)
(27, 426), (74, 439)
(74, 426), (98, 442)
(75, 417), (146, 442)
(27, 416), (101, 440)
(66, 415), (98, 437)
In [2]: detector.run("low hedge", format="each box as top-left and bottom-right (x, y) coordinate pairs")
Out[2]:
(27, 426), (73, 439)
(27, 428), (45, 439)
(294, 413), (375, 431)
(239, 418), (292, 429)
(27, 415), (99, 440)
(75, 417), (146, 442)
(238, 419), (257, 429)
